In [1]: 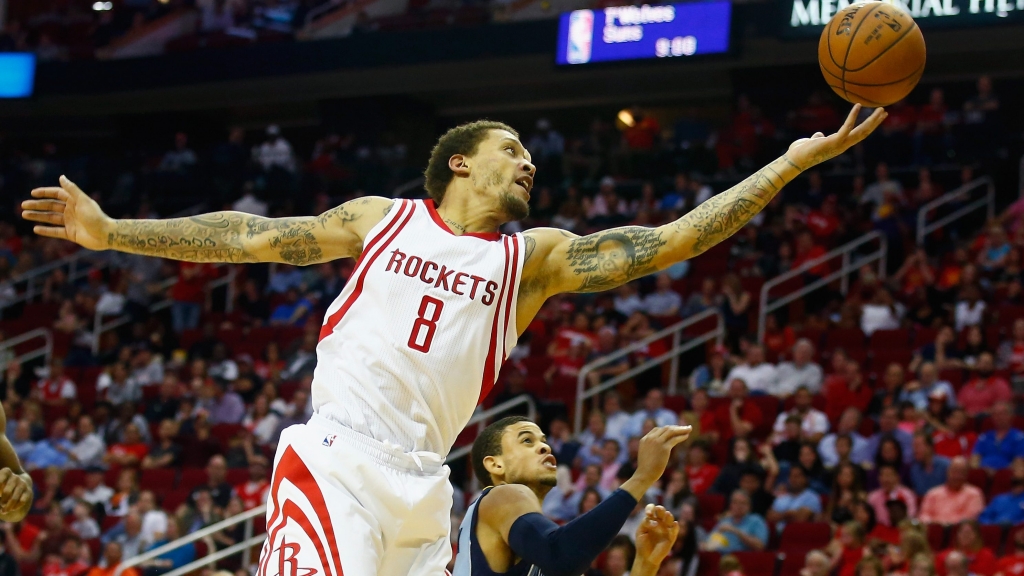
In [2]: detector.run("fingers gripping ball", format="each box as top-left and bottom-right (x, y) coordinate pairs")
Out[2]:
(818, 1), (926, 107)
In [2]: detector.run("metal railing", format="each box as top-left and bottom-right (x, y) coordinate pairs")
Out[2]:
(115, 504), (265, 576)
(757, 231), (887, 342)
(91, 265), (237, 354)
(0, 328), (52, 367)
(2, 202), (209, 319)
(445, 394), (538, 464)
(573, 309), (724, 435)
(916, 177), (995, 245)
(305, 0), (347, 25)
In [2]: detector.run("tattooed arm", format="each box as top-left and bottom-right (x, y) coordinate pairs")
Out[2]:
(21, 176), (393, 265)
(519, 105), (887, 301)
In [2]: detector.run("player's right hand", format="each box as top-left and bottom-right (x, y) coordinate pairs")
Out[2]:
(22, 175), (112, 251)
(634, 425), (691, 485)
(0, 469), (32, 523)
(635, 504), (679, 568)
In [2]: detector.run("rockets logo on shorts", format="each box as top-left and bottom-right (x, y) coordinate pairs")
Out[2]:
(322, 434), (336, 447)
(273, 539), (320, 576)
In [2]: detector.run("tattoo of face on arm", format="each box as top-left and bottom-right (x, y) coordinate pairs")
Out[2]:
(565, 227), (667, 293)
(246, 218), (324, 266)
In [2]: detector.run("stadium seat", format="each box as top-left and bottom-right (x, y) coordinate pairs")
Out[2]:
(140, 468), (177, 492)
(664, 395), (688, 413)
(227, 468), (248, 485)
(927, 524), (947, 550)
(732, 551), (778, 576)
(696, 552), (720, 576)
(211, 423), (245, 445)
(779, 522), (832, 553)
(869, 329), (911, 349)
(178, 467), (207, 490)
(824, 327), (865, 352)
(61, 469), (85, 495)
(697, 493), (725, 518)
(979, 524), (1005, 554)
(968, 468), (990, 494)
(162, 488), (192, 511)
(779, 550), (808, 576)
(991, 469), (1013, 497)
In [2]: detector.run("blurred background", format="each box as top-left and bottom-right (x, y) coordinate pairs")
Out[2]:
(2, 0), (1024, 575)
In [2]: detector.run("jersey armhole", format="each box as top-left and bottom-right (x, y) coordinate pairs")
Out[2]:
(355, 199), (407, 265)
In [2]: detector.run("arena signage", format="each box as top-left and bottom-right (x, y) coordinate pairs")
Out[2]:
(555, 1), (731, 65)
(783, 0), (1024, 36)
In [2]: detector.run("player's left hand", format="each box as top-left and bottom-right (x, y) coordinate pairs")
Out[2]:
(0, 469), (33, 522)
(635, 504), (679, 567)
(787, 104), (887, 169)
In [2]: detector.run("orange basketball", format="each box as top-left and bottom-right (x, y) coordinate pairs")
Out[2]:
(818, 1), (926, 107)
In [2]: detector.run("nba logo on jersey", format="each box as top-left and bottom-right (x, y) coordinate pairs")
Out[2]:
(567, 10), (594, 64)
(322, 434), (336, 447)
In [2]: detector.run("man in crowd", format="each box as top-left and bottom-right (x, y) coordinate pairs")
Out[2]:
(188, 455), (233, 510)
(910, 431), (950, 498)
(771, 386), (829, 445)
(766, 466), (821, 528)
(867, 464), (918, 526)
(772, 339), (824, 396)
(706, 490), (768, 553)
(818, 407), (870, 467)
(958, 353), (1012, 417)
(972, 401), (1024, 471)
(716, 379), (763, 441)
(865, 407), (913, 464)
(919, 456), (986, 524)
(725, 344), (777, 394)
(980, 459), (1024, 525)
(626, 388), (677, 438)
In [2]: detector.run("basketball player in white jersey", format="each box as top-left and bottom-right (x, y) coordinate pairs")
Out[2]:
(21, 104), (886, 576)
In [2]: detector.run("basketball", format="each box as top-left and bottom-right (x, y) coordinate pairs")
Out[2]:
(818, 1), (926, 107)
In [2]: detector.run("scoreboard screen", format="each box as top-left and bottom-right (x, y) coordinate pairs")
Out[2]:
(556, 1), (732, 65)
(0, 53), (36, 98)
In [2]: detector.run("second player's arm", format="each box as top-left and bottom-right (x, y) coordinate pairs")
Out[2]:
(521, 106), (886, 299)
(22, 176), (393, 264)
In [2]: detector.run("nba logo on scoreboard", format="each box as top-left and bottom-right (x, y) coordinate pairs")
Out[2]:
(567, 10), (594, 64)
(322, 434), (336, 447)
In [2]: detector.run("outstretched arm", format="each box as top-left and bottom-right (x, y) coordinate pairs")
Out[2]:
(521, 105), (886, 298)
(21, 176), (393, 265)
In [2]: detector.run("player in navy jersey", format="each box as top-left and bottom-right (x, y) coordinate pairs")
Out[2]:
(454, 416), (687, 576)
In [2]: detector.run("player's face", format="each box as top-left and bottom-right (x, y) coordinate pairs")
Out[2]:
(469, 130), (534, 222)
(499, 422), (558, 487)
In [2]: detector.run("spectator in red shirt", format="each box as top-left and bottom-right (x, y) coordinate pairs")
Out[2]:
(715, 379), (763, 442)
(103, 423), (148, 471)
(958, 353), (1012, 417)
(41, 535), (87, 576)
(997, 318), (1024, 377)
(234, 456), (270, 510)
(684, 441), (719, 495)
(806, 195), (841, 243)
(793, 231), (829, 278)
(937, 521), (998, 576)
(34, 357), (76, 406)
(914, 87), (951, 165)
(825, 359), (872, 424)
(169, 262), (216, 334)
(933, 408), (979, 459)
(548, 312), (596, 357)
(830, 520), (866, 576)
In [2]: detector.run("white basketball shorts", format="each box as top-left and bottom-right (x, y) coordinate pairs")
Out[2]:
(257, 414), (454, 576)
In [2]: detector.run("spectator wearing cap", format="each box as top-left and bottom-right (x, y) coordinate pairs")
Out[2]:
(866, 464), (918, 526)
(979, 458), (1024, 525)
(819, 408), (870, 468)
(724, 344), (777, 395)
(771, 386), (829, 445)
(625, 388), (677, 439)
(919, 456), (985, 525)
(34, 357), (76, 406)
(971, 401), (1024, 471)
(128, 343), (162, 388)
(643, 273), (682, 318)
(901, 362), (956, 410)
(958, 353), (1011, 417)
(772, 340), (824, 397)
(715, 378), (763, 442)
(691, 345), (732, 398)
(910, 431), (950, 498)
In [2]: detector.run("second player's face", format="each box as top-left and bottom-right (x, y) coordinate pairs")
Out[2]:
(469, 130), (534, 222)
(499, 422), (558, 487)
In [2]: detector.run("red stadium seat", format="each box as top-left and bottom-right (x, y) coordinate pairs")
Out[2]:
(979, 525), (1005, 554)
(162, 488), (192, 512)
(140, 468), (177, 492)
(697, 493), (725, 519)
(780, 522), (832, 552)
(991, 469), (1013, 497)
(870, 329), (911, 349)
(927, 524), (947, 550)
(696, 552), (721, 576)
(227, 469), (248, 485)
(913, 327), (938, 349)
(732, 551), (778, 576)
(824, 327), (866, 353)
(178, 467), (207, 490)
(664, 395), (688, 413)
(61, 469), (85, 495)
(968, 469), (990, 494)
(211, 423), (245, 445)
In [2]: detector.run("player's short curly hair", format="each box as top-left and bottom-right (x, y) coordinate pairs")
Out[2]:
(423, 120), (518, 204)
(471, 415), (530, 486)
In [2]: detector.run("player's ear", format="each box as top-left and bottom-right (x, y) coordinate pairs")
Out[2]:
(449, 154), (470, 178)
(483, 455), (503, 479)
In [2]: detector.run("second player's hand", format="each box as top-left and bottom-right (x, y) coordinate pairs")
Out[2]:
(786, 104), (887, 170)
(634, 504), (679, 574)
(621, 425), (691, 501)
(0, 469), (32, 522)
(21, 175), (112, 251)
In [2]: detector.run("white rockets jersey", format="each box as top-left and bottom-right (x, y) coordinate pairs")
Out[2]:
(314, 199), (525, 456)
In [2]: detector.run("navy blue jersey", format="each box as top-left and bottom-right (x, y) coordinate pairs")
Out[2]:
(453, 487), (543, 576)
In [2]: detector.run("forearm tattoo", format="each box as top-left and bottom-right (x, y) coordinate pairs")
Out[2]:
(107, 200), (367, 265)
(565, 227), (668, 293)
(674, 154), (801, 256)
